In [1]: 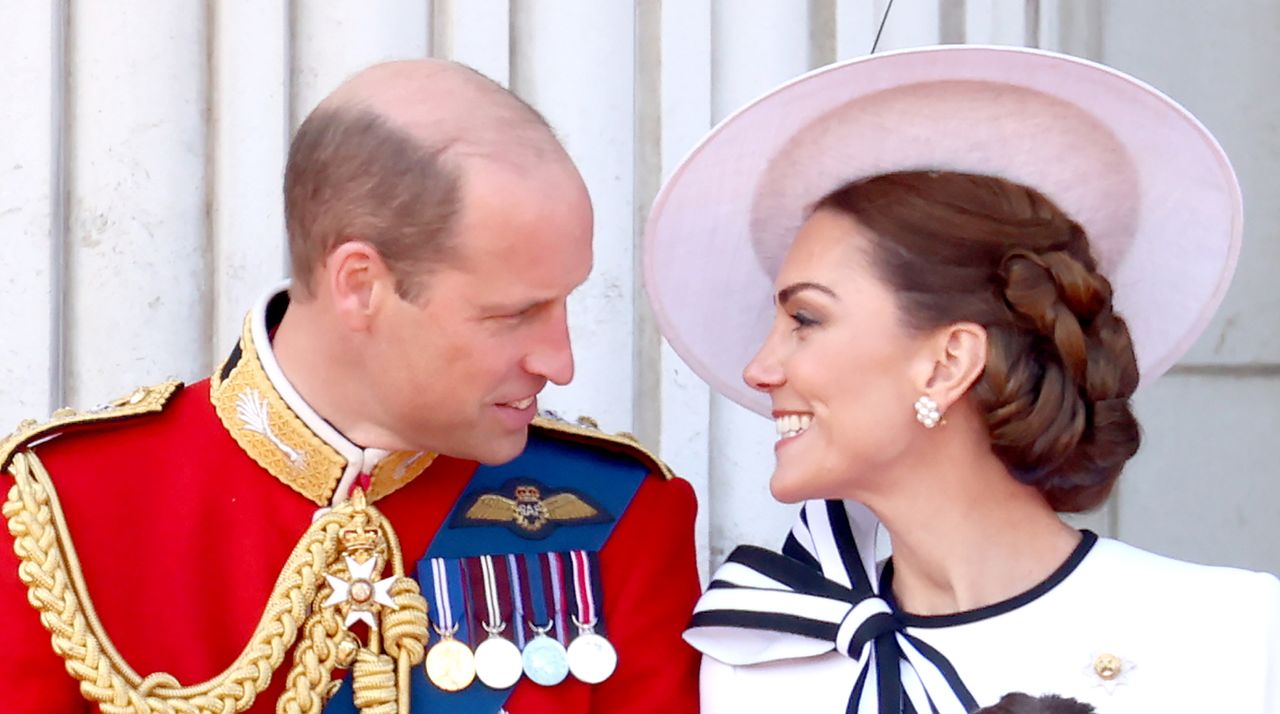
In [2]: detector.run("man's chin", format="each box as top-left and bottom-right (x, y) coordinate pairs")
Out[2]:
(466, 428), (530, 465)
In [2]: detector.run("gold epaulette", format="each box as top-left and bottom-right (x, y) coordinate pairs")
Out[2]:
(531, 414), (676, 480)
(0, 380), (183, 472)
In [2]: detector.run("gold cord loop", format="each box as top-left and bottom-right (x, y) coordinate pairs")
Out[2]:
(351, 650), (397, 714)
(381, 579), (429, 665)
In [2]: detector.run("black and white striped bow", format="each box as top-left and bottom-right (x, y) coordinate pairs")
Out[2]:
(685, 500), (978, 714)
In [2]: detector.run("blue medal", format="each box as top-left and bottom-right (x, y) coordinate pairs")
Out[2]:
(522, 624), (570, 686)
(521, 552), (569, 686)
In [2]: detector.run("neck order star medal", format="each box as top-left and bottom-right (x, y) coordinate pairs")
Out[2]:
(323, 516), (400, 627)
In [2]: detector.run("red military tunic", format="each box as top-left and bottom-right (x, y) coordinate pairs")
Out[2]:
(0, 294), (701, 713)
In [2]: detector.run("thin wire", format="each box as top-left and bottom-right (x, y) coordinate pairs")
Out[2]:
(870, 0), (898, 54)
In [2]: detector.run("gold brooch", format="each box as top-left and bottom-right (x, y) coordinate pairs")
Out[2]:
(1084, 651), (1135, 693)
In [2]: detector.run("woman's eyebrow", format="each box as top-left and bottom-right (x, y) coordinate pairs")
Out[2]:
(776, 281), (839, 305)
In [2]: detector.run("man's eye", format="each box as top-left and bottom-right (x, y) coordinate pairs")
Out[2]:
(499, 304), (542, 321)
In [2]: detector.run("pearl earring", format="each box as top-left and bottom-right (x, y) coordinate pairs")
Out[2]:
(914, 395), (942, 429)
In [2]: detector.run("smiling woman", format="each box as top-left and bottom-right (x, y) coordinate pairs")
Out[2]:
(793, 171), (1142, 513)
(644, 45), (1280, 712)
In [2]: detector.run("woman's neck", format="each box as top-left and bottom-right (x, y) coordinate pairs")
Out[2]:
(856, 418), (1082, 616)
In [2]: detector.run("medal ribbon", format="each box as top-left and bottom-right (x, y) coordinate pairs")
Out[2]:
(684, 500), (980, 714)
(506, 555), (528, 648)
(546, 552), (570, 645)
(429, 557), (468, 643)
(522, 552), (552, 634)
(569, 550), (597, 627)
(430, 558), (454, 631)
(480, 555), (505, 635)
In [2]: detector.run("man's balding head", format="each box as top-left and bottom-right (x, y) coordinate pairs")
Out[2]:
(318, 59), (559, 165)
(284, 59), (572, 300)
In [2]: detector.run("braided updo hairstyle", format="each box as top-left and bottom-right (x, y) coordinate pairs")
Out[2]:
(817, 171), (1141, 512)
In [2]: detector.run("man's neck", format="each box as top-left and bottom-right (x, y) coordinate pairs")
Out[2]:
(270, 302), (384, 449)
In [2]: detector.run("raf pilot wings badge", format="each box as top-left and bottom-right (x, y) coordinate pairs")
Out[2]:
(452, 478), (613, 539)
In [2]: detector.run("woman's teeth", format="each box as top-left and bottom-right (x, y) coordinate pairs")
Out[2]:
(503, 397), (535, 410)
(775, 414), (812, 439)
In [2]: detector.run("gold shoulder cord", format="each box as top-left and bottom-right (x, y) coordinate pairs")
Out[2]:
(1, 383), (429, 714)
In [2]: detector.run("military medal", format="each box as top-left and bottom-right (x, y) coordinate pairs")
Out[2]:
(472, 555), (523, 689)
(517, 552), (571, 686)
(475, 625), (523, 689)
(522, 622), (570, 686)
(567, 628), (616, 685)
(426, 628), (476, 692)
(425, 558), (476, 691)
(566, 550), (617, 684)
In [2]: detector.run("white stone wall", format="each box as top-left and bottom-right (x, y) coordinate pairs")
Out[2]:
(2, 1), (1276, 581)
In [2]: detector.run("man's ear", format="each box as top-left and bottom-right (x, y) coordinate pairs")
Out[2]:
(324, 240), (396, 331)
(913, 321), (988, 413)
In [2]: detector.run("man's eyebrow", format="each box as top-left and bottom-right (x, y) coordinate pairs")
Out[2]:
(776, 282), (838, 305)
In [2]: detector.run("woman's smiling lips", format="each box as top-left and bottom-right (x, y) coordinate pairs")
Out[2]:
(773, 410), (813, 449)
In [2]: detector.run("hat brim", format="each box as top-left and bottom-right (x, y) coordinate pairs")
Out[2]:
(643, 45), (1242, 418)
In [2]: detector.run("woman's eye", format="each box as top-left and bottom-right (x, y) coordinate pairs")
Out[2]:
(789, 310), (820, 329)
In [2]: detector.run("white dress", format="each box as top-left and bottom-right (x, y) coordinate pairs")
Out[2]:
(688, 500), (1280, 713)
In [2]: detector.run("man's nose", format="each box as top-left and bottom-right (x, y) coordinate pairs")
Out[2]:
(525, 310), (575, 386)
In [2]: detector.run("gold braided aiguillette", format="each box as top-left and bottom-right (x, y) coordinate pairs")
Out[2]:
(2, 451), (429, 714)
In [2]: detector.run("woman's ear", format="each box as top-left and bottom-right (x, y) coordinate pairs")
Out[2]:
(917, 322), (988, 412)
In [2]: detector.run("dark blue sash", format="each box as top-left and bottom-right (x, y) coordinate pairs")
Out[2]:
(325, 429), (648, 713)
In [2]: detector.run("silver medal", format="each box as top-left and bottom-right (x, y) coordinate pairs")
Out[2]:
(522, 624), (570, 686)
(564, 552), (615, 684)
(567, 630), (617, 684)
(474, 624), (524, 689)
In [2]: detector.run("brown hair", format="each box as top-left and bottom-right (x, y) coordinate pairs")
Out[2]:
(284, 108), (460, 302)
(976, 692), (1097, 714)
(818, 171), (1140, 512)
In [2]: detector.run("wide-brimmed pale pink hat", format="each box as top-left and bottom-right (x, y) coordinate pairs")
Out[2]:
(643, 44), (1242, 418)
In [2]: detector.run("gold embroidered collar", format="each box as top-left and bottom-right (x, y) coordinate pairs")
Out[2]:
(210, 287), (436, 506)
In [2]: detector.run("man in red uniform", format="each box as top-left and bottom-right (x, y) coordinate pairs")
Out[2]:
(0, 60), (701, 713)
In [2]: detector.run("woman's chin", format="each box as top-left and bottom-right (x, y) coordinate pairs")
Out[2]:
(768, 471), (815, 504)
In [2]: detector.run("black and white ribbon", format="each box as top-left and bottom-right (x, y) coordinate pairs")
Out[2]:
(685, 500), (978, 714)
(479, 555), (505, 634)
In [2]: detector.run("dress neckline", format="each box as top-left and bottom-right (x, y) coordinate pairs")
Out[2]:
(880, 529), (1099, 628)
